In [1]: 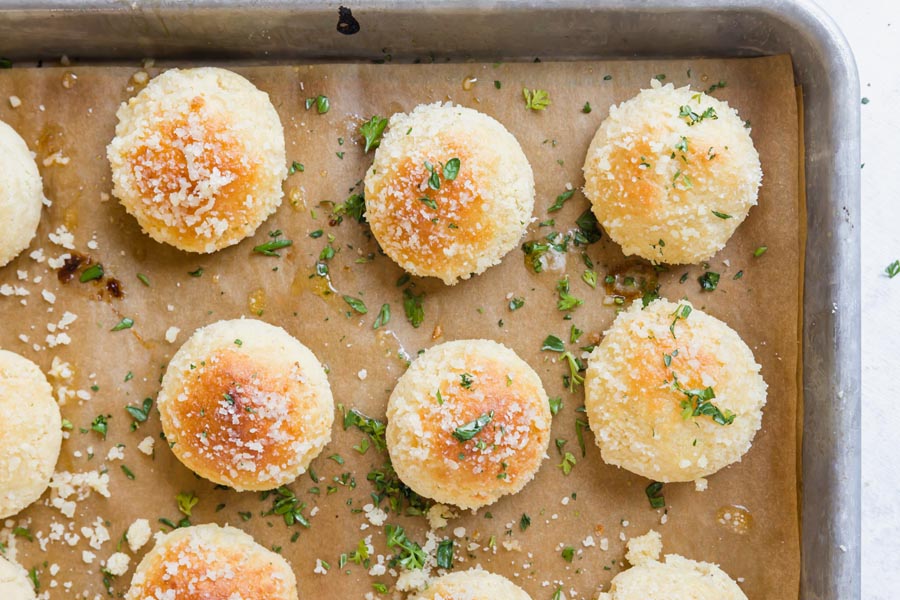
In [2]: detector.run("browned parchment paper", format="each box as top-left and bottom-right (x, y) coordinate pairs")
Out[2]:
(0, 55), (800, 599)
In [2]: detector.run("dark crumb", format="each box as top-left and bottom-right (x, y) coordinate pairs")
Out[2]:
(337, 6), (360, 35)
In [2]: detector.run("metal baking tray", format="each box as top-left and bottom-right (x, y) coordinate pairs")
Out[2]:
(0, 1), (861, 598)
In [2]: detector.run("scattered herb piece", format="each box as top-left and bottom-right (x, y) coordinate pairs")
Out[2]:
(136, 273), (150, 286)
(494, 80), (502, 89)
(313, 95), (330, 114)
(582, 102), (592, 113)
(711, 210), (732, 219)
(121, 465), (135, 480)
(253, 230), (293, 257)
(373, 303), (391, 329)
(509, 297), (525, 311)
(562, 351), (585, 392)
(549, 396), (563, 416)
(419, 196), (438, 210)
(698, 271), (720, 291)
(562, 546), (575, 562)
(672, 378), (735, 425)
(341, 407), (387, 451)
(111, 317), (134, 331)
(706, 80), (727, 94)
(669, 304), (692, 338)
(558, 451), (576, 475)
(453, 411), (494, 442)
(334, 192), (366, 223)
(343, 295), (368, 314)
(885, 260), (899, 278)
(541, 334), (565, 352)
(79, 264), (104, 283)
(520, 513), (532, 531)
(91, 414), (110, 438)
(176, 492), (199, 516)
(360, 116), (388, 153)
(289, 161), (305, 174)
(424, 161), (441, 190)
(13, 527), (33, 541)
(268, 486), (310, 527)
(575, 418), (590, 457)
(575, 209), (602, 244)
(436, 539), (454, 569)
(443, 157), (461, 181)
(556, 276), (583, 311)
(523, 88), (551, 110)
(460, 373), (474, 389)
(385, 525), (427, 569)
(125, 397), (153, 427)
(679, 104), (718, 126)
(548, 189), (575, 212)
(402, 288), (425, 328)
(582, 269), (597, 288)
(754, 245), (768, 257)
(645, 481), (665, 508)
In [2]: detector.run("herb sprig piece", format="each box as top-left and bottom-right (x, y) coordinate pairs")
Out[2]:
(523, 88), (551, 111)
(253, 230), (293, 257)
(453, 411), (494, 442)
(360, 115), (388, 153)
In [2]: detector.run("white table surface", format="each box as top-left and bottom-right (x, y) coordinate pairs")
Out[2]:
(813, 0), (898, 598)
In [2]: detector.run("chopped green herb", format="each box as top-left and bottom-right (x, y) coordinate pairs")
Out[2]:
(91, 414), (110, 438)
(443, 157), (461, 181)
(706, 80), (727, 94)
(582, 269), (597, 288)
(675, 136), (689, 153)
(385, 524), (427, 569)
(314, 95), (330, 114)
(13, 527), (33, 541)
(176, 492), (199, 516)
(494, 80), (502, 89)
(343, 295), (368, 314)
(289, 161), (305, 175)
(453, 411), (494, 442)
(460, 373), (474, 389)
(419, 196), (438, 210)
(645, 481), (666, 508)
(669, 304), (692, 338)
(754, 245), (768, 257)
(79, 264), (104, 283)
(672, 378), (735, 425)
(268, 486), (310, 527)
(548, 189), (575, 212)
(711, 210), (732, 219)
(582, 102), (592, 113)
(334, 192), (366, 223)
(562, 351), (585, 392)
(885, 260), (900, 278)
(111, 317), (134, 331)
(121, 465), (135, 480)
(575, 418), (589, 457)
(253, 230), (293, 257)
(509, 297), (525, 311)
(402, 288), (425, 328)
(562, 546), (575, 562)
(125, 397), (153, 425)
(436, 539), (454, 569)
(679, 104), (718, 126)
(698, 271), (720, 291)
(424, 161), (441, 190)
(523, 88), (551, 110)
(341, 407), (387, 451)
(28, 567), (39, 591)
(575, 209), (603, 244)
(549, 396), (563, 415)
(733, 270), (744, 280)
(556, 276), (583, 311)
(541, 334), (565, 352)
(360, 115), (388, 153)
(373, 303), (391, 329)
(558, 451), (576, 475)
(136, 273), (150, 286)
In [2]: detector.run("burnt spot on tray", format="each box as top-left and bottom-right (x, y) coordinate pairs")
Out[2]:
(106, 278), (124, 299)
(337, 6), (360, 35)
(56, 253), (125, 300)
(57, 252), (87, 283)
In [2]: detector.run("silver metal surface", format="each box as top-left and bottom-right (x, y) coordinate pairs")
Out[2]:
(0, 1), (861, 599)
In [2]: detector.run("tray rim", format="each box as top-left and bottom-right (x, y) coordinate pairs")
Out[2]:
(0, 1), (862, 599)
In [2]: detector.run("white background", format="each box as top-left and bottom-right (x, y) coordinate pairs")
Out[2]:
(814, 0), (898, 598)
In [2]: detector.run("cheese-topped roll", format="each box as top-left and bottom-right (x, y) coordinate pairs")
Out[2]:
(600, 530), (748, 600)
(0, 120), (44, 268)
(125, 524), (298, 600)
(107, 67), (287, 253)
(158, 319), (333, 491)
(0, 350), (62, 519)
(0, 555), (36, 600)
(412, 569), (532, 600)
(583, 80), (761, 264)
(387, 339), (551, 510)
(365, 102), (534, 285)
(584, 298), (767, 482)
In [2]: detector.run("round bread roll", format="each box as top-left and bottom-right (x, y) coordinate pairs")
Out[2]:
(582, 80), (762, 264)
(412, 569), (532, 600)
(0, 555), (36, 600)
(125, 523), (298, 600)
(599, 530), (747, 600)
(0, 350), (62, 519)
(364, 102), (534, 285)
(584, 298), (766, 482)
(387, 339), (551, 510)
(107, 67), (287, 253)
(0, 120), (44, 268)
(158, 319), (333, 491)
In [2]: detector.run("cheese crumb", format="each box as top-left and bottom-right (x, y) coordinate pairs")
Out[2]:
(694, 477), (708, 492)
(164, 326), (180, 343)
(126, 519), (152, 553)
(137, 437), (155, 456)
(105, 552), (130, 576)
(9, 95), (21, 108)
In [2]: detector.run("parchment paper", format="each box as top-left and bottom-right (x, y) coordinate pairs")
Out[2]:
(0, 55), (800, 599)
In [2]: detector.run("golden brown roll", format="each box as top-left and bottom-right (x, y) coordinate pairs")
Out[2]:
(584, 298), (766, 482)
(0, 349), (62, 519)
(0, 120), (44, 268)
(157, 319), (333, 491)
(583, 80), (762, 264)
(364, 102), (534, 285)
(125, 524), (298, 600)
(387, 339), (551, 510)
(411, 569), (532, 600)
(107, 67), (287, 253)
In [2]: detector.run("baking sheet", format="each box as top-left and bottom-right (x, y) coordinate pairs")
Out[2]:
(0, 55), (800, 599)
